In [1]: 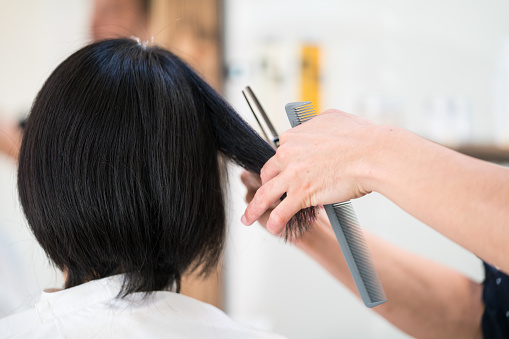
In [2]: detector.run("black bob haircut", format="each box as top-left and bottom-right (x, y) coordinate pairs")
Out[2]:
(18, 39), (315, 295)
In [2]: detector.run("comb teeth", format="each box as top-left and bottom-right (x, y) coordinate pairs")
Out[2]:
(294, 103), (317, 123)
(285, 101), (317, 128)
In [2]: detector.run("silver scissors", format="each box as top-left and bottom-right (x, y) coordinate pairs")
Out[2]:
(242, 86), (280, 149)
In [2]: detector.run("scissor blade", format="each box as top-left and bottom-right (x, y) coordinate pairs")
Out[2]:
(242, 86), (279, 148)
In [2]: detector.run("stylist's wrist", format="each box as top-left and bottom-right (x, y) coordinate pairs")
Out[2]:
(359, 124), (411, 197)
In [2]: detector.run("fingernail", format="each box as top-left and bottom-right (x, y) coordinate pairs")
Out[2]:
(241, 214), (248, 225)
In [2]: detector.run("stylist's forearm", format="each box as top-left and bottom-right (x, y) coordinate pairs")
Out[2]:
(296, 219), (482, 339)
(367, 126), (509, 272)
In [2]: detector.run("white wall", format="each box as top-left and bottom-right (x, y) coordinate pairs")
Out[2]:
(224, 0), (509, 144)
(0, 0), (91, 315)
(223, 1), (506, 338)
(0, 0), (91, 114)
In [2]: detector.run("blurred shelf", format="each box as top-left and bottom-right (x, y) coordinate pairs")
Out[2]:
(451, 144), (509, 163)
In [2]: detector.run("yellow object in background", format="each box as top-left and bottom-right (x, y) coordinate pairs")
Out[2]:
(300, 44), (321, 113)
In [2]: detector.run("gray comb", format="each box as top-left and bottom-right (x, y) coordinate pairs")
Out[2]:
(285, 101), (387, 308)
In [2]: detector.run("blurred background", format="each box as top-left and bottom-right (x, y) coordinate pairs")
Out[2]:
(1, 0), (509, 338)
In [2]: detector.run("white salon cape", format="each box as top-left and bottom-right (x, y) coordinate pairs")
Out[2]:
(0, 228), (37, 318)
(0, 275), (286, 338)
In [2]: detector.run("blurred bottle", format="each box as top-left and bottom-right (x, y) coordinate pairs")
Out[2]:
(300, 44), (321, 113)
(494, 37), (509, 147)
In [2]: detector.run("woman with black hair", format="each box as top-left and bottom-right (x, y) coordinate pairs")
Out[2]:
(0, 38), (312, 338)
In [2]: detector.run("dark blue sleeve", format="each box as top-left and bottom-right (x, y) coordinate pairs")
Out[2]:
(482, 262), (509, 338)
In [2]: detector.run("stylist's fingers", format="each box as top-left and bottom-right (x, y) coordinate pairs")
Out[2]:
(240, 171), (259, 205)
(259, 155), (282, 184)
(241, 176), (287, 226)
(240, 170), (261, 190)
(265, 196), (304, 235)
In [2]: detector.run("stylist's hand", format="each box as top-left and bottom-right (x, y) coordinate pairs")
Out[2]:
(242, 109), (380, 235)
(241, 170), (273, 228)
(241, 169), (332, 246)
